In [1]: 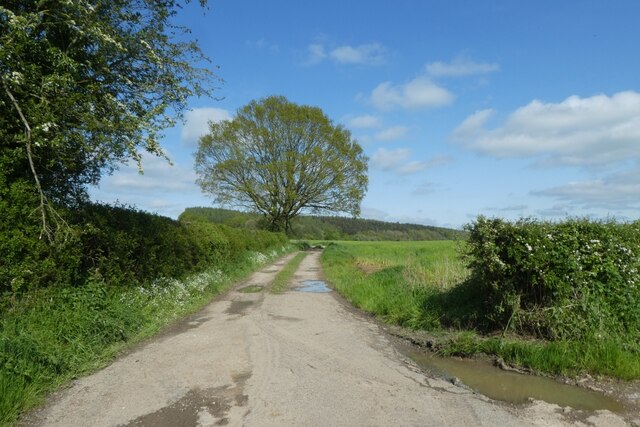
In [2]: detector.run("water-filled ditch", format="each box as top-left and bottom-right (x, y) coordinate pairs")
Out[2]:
(403, 347), (626, 413)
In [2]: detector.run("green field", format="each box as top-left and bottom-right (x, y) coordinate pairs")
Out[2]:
(321, 240), (640, 380)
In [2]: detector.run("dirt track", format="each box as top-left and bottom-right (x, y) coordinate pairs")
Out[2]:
(22, 251), (630, 426)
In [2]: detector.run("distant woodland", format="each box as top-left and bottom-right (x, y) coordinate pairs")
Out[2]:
(179, 207), (466, 241)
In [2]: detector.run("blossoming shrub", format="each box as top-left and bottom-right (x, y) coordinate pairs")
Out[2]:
(465, 217), (640, 343)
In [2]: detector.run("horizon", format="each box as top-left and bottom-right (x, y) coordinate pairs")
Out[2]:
(90, 1), (640, 229)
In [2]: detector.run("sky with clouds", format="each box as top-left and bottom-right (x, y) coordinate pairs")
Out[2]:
(89, 0), (640, 228)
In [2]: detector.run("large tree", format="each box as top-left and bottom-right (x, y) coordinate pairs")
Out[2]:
(195, 96), (368, 233)
(0, 0), (216, 239)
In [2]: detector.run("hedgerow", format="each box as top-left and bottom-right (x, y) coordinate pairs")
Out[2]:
(464, 217), (640, 344)
(0, 202), (287, 295)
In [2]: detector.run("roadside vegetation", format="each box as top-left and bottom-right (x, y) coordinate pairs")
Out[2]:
(271, 252), (308, 294)
(321, 218), (640, 380)
(0, 206), (290, 425)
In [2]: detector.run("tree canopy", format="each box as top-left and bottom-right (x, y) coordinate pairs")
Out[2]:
(195, 96), (368, 232)
(0, 0), (216, 239)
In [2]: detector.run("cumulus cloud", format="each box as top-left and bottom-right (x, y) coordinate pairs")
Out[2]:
(426, 56), (500, 77)
(369, 77), (453, 111)
(372, 148), (451, 175)
(345, 114), (382, 129)
(533, 164), (640, 211)
(305, 43), (327, 65)
(91, 151), (207, 218)
(374, 126), (409, 141)
(329, 43), (385, 65)
(304, 42), (385, 66)
(452, 91), (640, 167)
(104, 152), (197, 194)
(372, 148), (411, 170)
(181, 107), (231, 146)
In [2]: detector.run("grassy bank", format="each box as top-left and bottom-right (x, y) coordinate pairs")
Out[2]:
(0, 246), (292, 425)
(321, 240), (640, 380)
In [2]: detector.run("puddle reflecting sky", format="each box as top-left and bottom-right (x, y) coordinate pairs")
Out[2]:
(295, 280), (331, 293)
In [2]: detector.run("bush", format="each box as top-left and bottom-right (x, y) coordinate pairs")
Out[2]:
(465, 217), (640, 343)
(0, 202), (288, 295)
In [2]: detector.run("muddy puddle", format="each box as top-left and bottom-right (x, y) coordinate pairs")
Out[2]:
(404, 349), (626, 413)
(294, 280), (331, 293)
(226, 300), (254, 315)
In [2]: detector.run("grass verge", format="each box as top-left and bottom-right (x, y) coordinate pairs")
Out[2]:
(0, 246), (293, 425)
(321, 241), (640, 380)
(270, 252), (308, 294)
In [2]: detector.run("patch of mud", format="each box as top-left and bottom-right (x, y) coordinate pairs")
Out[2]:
(261, 269), (278, 273)
(123, 372), (251, 427)
(225, 300), (254, 315)
(237, 285), (263, 293)
(386, 326), (640, 420)
(268, 313), (303, 322)
(406, 348), (626, 413)
(157, 315), (212, 339)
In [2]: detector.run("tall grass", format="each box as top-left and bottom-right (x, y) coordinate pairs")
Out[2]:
(321, 241), (640, 380)
(0, 246), (291, 425)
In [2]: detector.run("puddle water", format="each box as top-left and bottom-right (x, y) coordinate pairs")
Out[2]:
(294, 280), (332, 293)
(225, 300), (254, 315)
(405, 349), (626, 413)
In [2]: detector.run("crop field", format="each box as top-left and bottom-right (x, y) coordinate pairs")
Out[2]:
(321, 240), (470, 330)
(321, 238), (640, 380)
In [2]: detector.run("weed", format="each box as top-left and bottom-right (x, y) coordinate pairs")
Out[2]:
(271, 252), (308, 294)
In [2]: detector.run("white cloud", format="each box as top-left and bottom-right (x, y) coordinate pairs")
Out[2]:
(181, 107), (231, 146)
(374, 126), (408, 141)
(452, 91), (640, 167)
(369, 77), (453, 111)
(534, 164), (640, 211)
(426, 56), (500, 77)
(372, 148), (451, 175)
(330, 43), (385, 65)
(345, 114), (382, 129)
(305, 43), (327, 65)
(305, 42), (386, 66)
(91, 151), (207, 218)
(372, 148), (411, 170)
(105, 152), (197, 193)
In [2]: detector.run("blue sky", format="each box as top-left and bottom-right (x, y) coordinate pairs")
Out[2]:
(90, 0), (640, 229)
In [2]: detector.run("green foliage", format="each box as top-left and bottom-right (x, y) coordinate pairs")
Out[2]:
(321, 240), (640, 379)
(180, 206), (466, 241)
(1, 202), (288, 295)
(1, 0), (215, 236)
(194, 96), (369, 233)
(464, 217), (640, 342)
(270, 252), (308, 294)
(0, 246), (291, 425)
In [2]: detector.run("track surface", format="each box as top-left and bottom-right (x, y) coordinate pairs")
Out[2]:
(22, 251), (629, 426)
